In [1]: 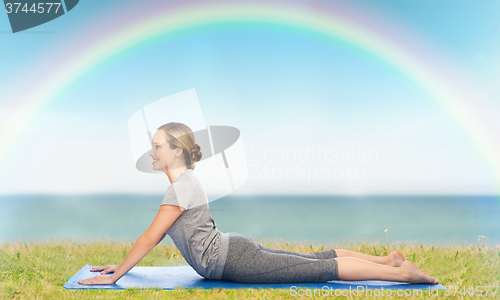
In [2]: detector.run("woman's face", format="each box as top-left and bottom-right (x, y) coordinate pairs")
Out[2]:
(149, 130), (182, 172)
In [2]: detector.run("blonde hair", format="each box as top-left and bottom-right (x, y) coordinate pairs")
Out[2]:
(157, 122), (202, 170)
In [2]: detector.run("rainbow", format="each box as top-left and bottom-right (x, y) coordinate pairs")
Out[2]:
(1, 0), (499, 194)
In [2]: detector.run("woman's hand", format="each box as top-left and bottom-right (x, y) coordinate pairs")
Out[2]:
(78, 274), (116, 285)
(78, 265), (120, 285)
(90, 265), (119, 274)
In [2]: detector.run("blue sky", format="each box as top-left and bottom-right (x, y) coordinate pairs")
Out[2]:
(0, 0), (499, 195)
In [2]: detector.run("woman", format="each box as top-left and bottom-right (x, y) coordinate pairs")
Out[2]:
(78, 122), (439, 285)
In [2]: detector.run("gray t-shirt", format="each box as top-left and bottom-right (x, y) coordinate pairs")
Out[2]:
(161, 169), (229, 280)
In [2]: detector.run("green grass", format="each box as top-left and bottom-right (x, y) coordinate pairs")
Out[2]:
(1, 238), (499, 299)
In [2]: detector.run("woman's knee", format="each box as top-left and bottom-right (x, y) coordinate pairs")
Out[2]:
(313, 249), (337, 259)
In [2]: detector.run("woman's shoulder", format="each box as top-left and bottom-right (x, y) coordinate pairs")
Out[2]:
(174, 169), (196, 187)
(177, 170), (209, 208)
(163, 171), (195, 210)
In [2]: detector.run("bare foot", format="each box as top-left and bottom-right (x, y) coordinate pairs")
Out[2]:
(401, 261), (439, 284)
(388, 251), (406, 267)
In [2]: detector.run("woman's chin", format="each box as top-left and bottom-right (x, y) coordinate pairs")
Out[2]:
(152, 166), (165, 172)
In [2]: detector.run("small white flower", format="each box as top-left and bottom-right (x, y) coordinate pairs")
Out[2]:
(384, 229), (389, 233)
(478, 235), (485, 241)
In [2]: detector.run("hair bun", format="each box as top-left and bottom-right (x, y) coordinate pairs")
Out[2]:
(190, 143), (202, 162)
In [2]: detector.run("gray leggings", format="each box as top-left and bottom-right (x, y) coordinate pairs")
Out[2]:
(220, 232), (339, 283)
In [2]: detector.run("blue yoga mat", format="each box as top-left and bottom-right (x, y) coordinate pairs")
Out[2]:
(64, 264), (446, 290)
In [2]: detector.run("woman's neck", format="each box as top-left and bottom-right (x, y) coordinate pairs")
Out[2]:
(168, 166), (189, 183)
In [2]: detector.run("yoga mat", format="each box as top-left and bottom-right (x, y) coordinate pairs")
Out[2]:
(64, 264), (446, 290)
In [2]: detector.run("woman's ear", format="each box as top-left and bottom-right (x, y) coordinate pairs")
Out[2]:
(175, 147), (183, 157)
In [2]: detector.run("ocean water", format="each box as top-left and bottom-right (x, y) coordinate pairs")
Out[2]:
(0, 195), (499, 246)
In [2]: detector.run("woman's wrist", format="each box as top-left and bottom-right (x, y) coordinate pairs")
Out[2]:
(110, 273), (119, 283)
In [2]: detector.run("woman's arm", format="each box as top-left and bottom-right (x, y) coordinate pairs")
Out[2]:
(118, 231), (166, 270)
(110, 205), (183, 283)
(108, 234), (157, 282)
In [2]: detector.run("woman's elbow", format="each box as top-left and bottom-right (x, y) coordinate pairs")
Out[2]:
(139, 234), (160, 247)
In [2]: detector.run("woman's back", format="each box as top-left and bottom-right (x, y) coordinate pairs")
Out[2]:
(161, 169), (229, 280)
